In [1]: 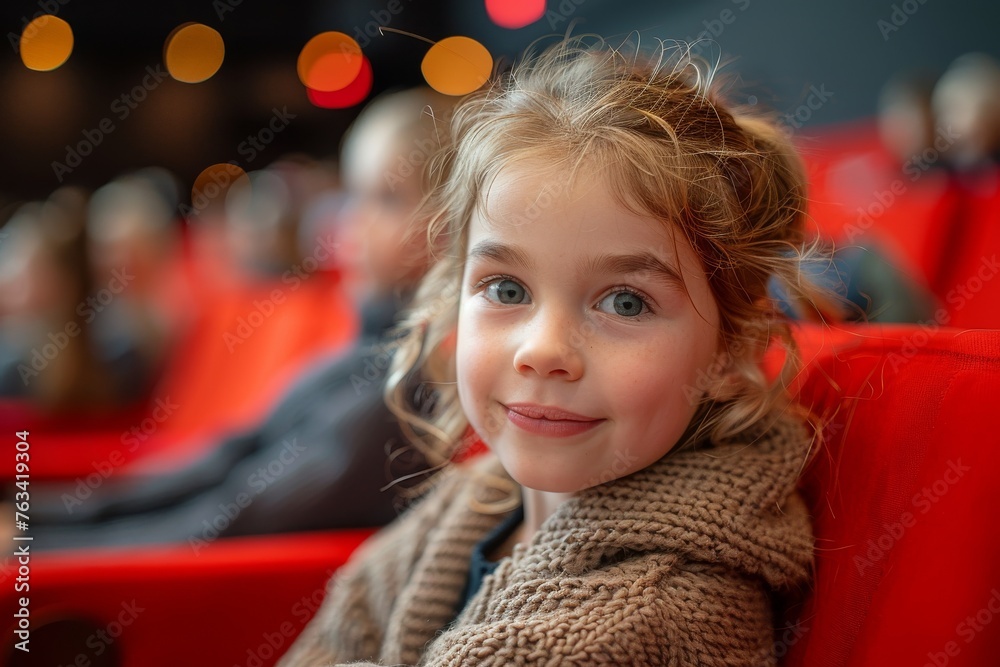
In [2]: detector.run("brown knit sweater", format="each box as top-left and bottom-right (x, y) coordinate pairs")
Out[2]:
(278, 411), (813, 666)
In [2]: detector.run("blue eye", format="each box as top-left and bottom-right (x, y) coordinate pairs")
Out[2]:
(485, 278), (529, 305)
(598, 290), (647, 317)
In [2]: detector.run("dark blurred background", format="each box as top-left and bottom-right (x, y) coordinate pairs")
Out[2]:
(1, 0), (998, 205)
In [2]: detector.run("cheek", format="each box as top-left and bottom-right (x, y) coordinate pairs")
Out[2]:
(609, 329), (716, 423)
(455, 303), (493, 427)
(457, 303), (520, 443)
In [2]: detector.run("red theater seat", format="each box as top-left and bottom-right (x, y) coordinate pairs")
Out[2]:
(930, 172), (1000, 329)
(7, 271), (358, 481)
(782, 323), (1000, 665)
(0, 531), (374, 667)
(3, 323), (998, 666)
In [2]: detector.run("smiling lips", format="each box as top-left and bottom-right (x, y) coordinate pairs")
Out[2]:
(503, 403), (605, 437)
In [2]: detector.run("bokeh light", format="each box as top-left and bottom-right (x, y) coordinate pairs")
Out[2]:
(19, 15), (74, 72)
(297, 32), (363, 92)
(421, 36), (493, 96)
(164, 23), (226, 83)
(307, 56), (373, 109)
(191, 163), (249, 213)
(485, 0), (546, 29)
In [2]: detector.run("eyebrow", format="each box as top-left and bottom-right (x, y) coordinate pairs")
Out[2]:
(585, 252), (686, 288)
(467, 241), (685, 288)
(467, 240), (535, 271)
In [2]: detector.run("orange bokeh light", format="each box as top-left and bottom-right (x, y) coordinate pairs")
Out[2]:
(421, 36), (493, 96)
(164, 23), (226, 83)
(20, 15), (73, 72)
(191, 163), (249, 211)
(297, 32), (364, 92)
(307, 56), (374, 109)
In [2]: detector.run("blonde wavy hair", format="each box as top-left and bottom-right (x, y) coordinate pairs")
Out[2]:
(385, 36), (836, 485)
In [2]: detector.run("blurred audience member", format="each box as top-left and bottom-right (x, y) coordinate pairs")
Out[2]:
(335, 94), (437, 301)
(878, 71), (940, 169)
(801, 69), (958, 323)
(933, 53), (1000, 174)
(925, 53), (1000, 297)
(224, 158), (337, 278)
(33, 88), (451, 549)
(87, 168), (188, 398)
(0, 189), (124, 409)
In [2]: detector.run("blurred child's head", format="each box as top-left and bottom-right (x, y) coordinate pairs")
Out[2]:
(388, 39), (826, 492)
(877, 72), (937, 165)
(1, 189), (90, 321)
(932, 53), (1000, 170)
(337, 87), (449, 298)
(88, 168), (179, 290)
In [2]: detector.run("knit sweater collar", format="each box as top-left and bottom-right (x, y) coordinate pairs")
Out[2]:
(385, 409), (813, 664)
(469, 408), (813, 590)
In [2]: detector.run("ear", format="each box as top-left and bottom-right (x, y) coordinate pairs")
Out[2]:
(700, 349), (738, 403)
(701, 316), (771, 403)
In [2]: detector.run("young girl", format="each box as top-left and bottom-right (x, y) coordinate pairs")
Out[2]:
(279, 37), (827, 666)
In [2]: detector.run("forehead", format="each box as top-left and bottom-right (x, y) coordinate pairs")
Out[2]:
(470, 160), (700, 274)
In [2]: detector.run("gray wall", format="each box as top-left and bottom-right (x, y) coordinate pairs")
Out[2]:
(458, 0), (999, 127)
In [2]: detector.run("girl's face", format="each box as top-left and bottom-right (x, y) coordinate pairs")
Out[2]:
(456, 163), (723, 494)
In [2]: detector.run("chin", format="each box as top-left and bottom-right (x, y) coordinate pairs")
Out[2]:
(500, 459), (588, 494)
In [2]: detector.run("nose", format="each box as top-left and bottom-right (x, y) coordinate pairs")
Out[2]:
(512, 308), (584, 380)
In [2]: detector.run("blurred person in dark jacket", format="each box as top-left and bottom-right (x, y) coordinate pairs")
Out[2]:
(31, 88), (452, 549)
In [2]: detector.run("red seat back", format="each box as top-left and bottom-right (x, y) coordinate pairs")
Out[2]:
(933, 174), (1000, 329)
(783, 324), (1000, 665)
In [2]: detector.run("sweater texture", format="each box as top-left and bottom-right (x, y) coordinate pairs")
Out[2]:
(278, 410), (814, 666)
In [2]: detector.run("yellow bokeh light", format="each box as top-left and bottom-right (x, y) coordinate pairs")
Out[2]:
(421, 36), (492, 96)
(297, 32), (363, 92)
(20, 15), (74, 72)
(165, 23), (225, 84)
